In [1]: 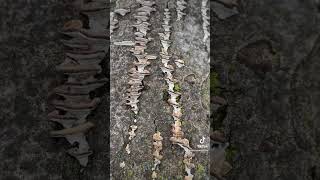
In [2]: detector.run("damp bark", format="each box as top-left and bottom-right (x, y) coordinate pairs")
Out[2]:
(110, 0), (210, 179)
(212, 0), (320, 180)
(0, 0), (110, 179)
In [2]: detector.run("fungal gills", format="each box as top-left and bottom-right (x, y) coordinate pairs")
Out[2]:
(201, 0), (210, 42)
(49, 0), (107, 166)
(152, 132), (163, 179)
(176, 0), (187, 21)
(159, 8), (195, 179)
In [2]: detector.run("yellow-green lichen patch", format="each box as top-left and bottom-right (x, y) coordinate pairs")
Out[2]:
(195, 163), (206, 178)
(125, 169), (134, 179)
(173, 82), (182, 92)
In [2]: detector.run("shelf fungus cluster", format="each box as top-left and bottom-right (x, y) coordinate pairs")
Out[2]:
(151, 132), (163, 179)
(125, 0), (156, 154)
(111, 8), (130, 35)
(176, 0), (187, 21)
(159, 8), (194, 180)
(201, 0), (210, 42)
(211, 131), (232, 179)
(171, 121), (195, 180)
(49, 0), (107, 166)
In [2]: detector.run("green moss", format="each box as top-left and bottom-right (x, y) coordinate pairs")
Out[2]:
(225, 145), (238, 163)
(125, 170), (134, 179)
(173, 82), (181, 92)
(195, 164), (206, 178)
(210, 70), (221, 95)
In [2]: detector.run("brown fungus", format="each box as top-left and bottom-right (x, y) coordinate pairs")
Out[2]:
(123, 0), (157, 157)
(49, 0), (107, 167)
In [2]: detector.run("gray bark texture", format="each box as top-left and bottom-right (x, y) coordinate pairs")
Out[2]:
(110, 0), (210, 180)
(0, 0), (319, 180)
(0, 0), (109, 179)
(212, 0), (320, 180)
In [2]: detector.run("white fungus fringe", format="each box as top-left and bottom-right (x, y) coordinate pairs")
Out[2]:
(159, 8), (195, 180)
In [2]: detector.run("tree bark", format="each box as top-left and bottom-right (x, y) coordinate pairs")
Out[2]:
(110, 0), (210, 180)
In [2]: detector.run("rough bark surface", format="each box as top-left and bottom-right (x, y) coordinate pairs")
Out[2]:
(1, 0), (320, 180)
(212, 0), (320, 180)
(0, 0), (109, 179)
(110, 0), (210, 180)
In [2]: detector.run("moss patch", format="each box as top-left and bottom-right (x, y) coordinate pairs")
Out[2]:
(125, 170), (134, 179)
(173, 82), (182, 92)
(195, 164), (206, 178)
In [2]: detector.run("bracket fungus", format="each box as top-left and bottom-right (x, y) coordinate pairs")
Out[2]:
(124, 0), (156, 156)
(152, 132), (163, 179)
(158, 8), (195, 179)
(110, 12), (118, 35)
(211, 142), (232, 179)
(126, 0), (156, 115)
(114, 8), (130, 16)
(113, 41), (135, 46)
(49, 0), (107, 167)
(111, 8), (130, 35)
(176, 0), (187, 21)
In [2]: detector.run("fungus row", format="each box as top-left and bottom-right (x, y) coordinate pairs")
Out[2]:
(111, 8), (130, 35)
(201, 0), (209, 42)
(151, 132), (163, 179)
(158, 8), (195, 180)
(211, 131), (232, 179)
(124, 0), (156, 154)
(110, 12), (118, 34)
(176, 0), (187, 21)
(49, 0), (108, 166)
